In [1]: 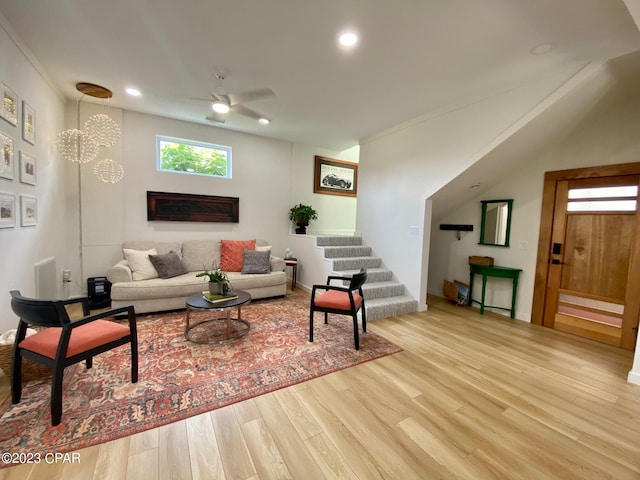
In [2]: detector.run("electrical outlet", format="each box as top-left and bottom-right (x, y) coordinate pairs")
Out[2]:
(408, 226), (419, 236)
(62, 270), (71, 282)
(517, 240), (528, 250)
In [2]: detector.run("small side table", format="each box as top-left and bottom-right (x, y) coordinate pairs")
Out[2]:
(285, 258), (298, 290)
(469, 264), (522, 318)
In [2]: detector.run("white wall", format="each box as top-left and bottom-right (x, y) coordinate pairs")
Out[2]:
(284, 144), (360, 290)
(429, 66), (640, 322)
(429, 170), (546, 321)
(75, 110), (296, 277)
(0, 36), (362, 329)
(356, 65), (586, 309)
(289, 143), (359, 236)
(0, 18), (66, 334)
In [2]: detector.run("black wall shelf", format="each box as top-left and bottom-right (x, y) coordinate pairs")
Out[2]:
(440, 224), (473, 240)
(440, 224), (473, 231)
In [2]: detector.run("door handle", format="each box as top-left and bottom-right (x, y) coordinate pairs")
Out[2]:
(550, 259), (564, 265)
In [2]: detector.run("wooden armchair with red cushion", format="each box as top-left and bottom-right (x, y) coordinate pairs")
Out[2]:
(9, 290), (138, 426)
(309, 268), (367, 350)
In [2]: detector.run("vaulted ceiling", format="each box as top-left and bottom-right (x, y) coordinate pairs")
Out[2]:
(1, 0), (639, 151)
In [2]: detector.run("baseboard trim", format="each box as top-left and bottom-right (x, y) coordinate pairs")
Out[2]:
(627, 370), (640, 385)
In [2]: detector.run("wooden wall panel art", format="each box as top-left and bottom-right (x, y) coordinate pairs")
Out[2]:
(147, 191), (239, 223)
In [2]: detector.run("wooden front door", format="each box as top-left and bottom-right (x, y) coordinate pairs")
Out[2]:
(532, 163), (640, 350)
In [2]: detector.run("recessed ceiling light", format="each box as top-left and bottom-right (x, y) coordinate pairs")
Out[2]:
(338, 31), (358, 47)
(125, 87), (141, 96)
(258, 118), (270, 125)
(212, 100), (230, 114)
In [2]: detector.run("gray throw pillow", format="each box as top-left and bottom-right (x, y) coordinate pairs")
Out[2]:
(241, 249), (271, 274)
(148, 251), (188, 279)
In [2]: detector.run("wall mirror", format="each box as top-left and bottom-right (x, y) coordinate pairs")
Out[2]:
(479, 199), (513, 247)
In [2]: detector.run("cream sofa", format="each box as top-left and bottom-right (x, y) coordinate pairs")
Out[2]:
(106, 239), (286, 313)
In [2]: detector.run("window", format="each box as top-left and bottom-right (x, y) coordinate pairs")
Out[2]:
(567, 185), (637, 212)
(157, 136), (231, 178)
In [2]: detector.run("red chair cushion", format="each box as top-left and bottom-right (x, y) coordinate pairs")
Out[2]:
(314, 290), (363, 311)
(18, 320), (131, 359)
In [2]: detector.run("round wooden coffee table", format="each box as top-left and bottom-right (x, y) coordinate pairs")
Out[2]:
(184, 290), (251, 344)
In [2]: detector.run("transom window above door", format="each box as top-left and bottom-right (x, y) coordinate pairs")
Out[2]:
(567, 185), (638, 212)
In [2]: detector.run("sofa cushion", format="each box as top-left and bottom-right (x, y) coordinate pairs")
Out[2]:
(220, 239), (256, 272)
(242, 249), (271, 274)
(123, 248), (159, 281)
(110, 270), (287, 302)
(111, 272), (207, 300)
(227, 271), (286, 290)
(123, 241), (182, 257)
(181, 240), (220, 272)
(149, 251), (188, 279)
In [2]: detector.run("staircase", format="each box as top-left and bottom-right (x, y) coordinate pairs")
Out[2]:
(316, 236), (418, 321)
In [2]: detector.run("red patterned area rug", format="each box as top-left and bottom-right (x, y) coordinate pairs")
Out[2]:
(0, 291), (400, 459)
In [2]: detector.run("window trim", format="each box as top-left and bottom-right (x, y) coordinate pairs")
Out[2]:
(156, 135), (232, 179)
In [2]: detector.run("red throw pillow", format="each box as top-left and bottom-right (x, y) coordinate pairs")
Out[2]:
(220, 239), (256, 272)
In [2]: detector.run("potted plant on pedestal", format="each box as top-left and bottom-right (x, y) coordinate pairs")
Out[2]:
(289, 203), (318, 234)
(195, 262), (231, 294)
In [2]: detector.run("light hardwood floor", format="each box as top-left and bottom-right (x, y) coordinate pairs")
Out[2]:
(1, 295), (639, 479)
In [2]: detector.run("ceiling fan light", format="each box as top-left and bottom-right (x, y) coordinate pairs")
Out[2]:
(212, 100), (230, 114)
(258, 118), (270, 125)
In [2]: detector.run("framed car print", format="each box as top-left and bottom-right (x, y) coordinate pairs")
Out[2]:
(313, 155), (358, 197)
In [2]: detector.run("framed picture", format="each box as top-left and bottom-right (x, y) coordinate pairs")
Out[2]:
(0, 192), (15, 228)
(0, 132), (14, 180)
(1, 83), (18, 126)
(20, 194), (37, 227)
(313, 155), (358, 197)
(22, 101), (35, 145)
(19, 151), (36, 185)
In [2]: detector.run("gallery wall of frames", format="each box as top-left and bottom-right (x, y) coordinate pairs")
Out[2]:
(0, 81), (38, 229)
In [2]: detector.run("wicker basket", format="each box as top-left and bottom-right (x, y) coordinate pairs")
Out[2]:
(0, 344), (51, 382)
(469, 255), (494, 266)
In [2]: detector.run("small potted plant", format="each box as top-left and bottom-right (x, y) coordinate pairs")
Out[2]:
(196, 261), (231, 294)
(288, 203), (318, 234)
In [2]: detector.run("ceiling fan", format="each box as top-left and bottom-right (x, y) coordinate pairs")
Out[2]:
(197, 75), (275, 125)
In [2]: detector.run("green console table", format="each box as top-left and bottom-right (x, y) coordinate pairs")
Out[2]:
(469, 264), (522, 318)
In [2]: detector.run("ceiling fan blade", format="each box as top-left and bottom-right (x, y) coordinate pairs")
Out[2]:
(231, 104), (267, 121)
(189, 93), (229, 103)
(205, 114), (226, 124)
(228, 88), (275, 106)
